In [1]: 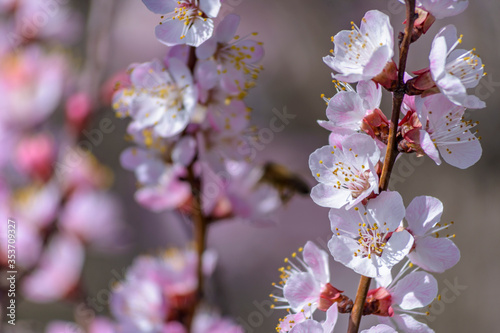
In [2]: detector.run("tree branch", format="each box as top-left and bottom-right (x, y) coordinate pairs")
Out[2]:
(347, 1), (416, 332)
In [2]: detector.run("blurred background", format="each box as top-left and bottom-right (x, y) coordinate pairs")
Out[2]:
(13, 0), (500, 331)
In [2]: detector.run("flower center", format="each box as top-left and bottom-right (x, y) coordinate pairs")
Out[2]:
(330, 159), (371, 198)
(160, 0), (208, 40)
(353, 208), (390, 259)
(335, 20), (379, 66)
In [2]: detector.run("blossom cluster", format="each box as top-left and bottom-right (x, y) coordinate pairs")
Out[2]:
(0, 0), (127, 308)
(272, 1), (482, 332)
(102, 0), (306, 331)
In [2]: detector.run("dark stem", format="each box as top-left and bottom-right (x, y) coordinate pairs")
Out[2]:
(185, 159), (207, 330)
(184, 47), (206, 331)
(347, 1), (416, 332)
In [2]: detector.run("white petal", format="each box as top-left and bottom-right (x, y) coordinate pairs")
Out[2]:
(322, 304), (339, 333)
(303, 241), (330, 284)
(408, 236), (460, 273)
(311, 184), (350, 209)
(380, 230), (414, 272)
(358, 80), (382, 110)
(392, 271), (438, 309)
(367, 191), (405, 231)
(405, 196), (443, 235)
(199, 0), (221, 18)
(215, 14), (240, 43)
(283, 272), (321, 311)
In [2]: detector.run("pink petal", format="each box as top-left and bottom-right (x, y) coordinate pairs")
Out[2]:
(408, 237), (460, 273)
(392, 271), (438, 309)
(142, 0), (176, 14)
(216, 14), (240, 43)
(405, 196), (443, 235)
(366, 191), (405, 231)
(303, 241), (330, 284)
(283, 272), (320, 311)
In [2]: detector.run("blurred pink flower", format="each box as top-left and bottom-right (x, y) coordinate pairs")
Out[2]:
(192, 309), (244, 333)
(12, 0), (83, 44)
(0, 46), (66, 129)
(21, 234), (84, 303)
(15, 132), (56, 182)
(113, 58), (198, 138)
(65, 92), (93, 134)
(11, 182), (61, 230)
(111, 248), (217, 331)
(0, 187), (42, 269)
(195, 14), (264, 97)
(59, 189), (128, 251)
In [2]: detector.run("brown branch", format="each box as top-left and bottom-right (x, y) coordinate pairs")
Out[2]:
(379, 0), (416, 191)
(185, 159), (208, 331)
(347, 1), (416, 332)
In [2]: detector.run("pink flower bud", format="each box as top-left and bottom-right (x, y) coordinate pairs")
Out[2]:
(15, 133), (56, 182)
(65, 92), (93, 133)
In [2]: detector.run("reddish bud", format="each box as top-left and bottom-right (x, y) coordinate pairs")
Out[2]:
(372, 61), (398, 91)
(361, 108), (390, 144)
(65, 92), (93, 133)
(364, 287), (394, 317)
(318, 283), (353, 313)
(15, 133), (56, 182)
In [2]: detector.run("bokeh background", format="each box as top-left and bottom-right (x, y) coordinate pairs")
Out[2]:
(18, 0), (500, 331)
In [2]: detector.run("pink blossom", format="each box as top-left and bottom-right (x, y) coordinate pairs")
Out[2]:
(200, 161), (281, 226)
(195, 14), (264, 97)
(271, 242), (338, 314)
(319, 80), (382, 132)
(405, 196), (460, 273)
(22, 235), (84, 303)
(142, 0), (221, 47)
(415, 94), (481, 169)
(11, 182), (60, 230)
(428, 25), (485, 108)
(0, 208), (42, 269)
(59, 189), (127, 251)
(323, 10), (394, 83)
(309, 133), (380, 209)
(112, 58), (198, 138)
(111, 248), (217, 331)
(111, 277), (169, 332)
(13, 0), (83, 44)
(328, 191), (414, 277)
(371, 271), (438, 333)
(0, 46), (66, 129)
